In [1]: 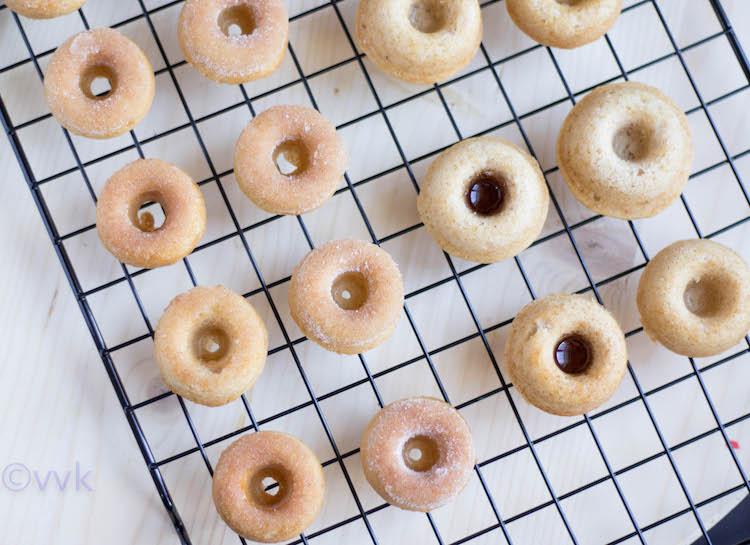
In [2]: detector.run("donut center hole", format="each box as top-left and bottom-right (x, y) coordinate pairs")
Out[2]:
(683, 274), (734, 318)
(555, 0), (585, 6)
(80, 64), (117, 100)
(273, 139), (309, 176)
(466, 171), (507, 216)
(331, 271), (368, 311)
(554, 335), (591, 374)
(247, 466), (290, 509)
(218, 5), (256, 37)
(130, 192), (167, 232)
(613, 121), (654, 162)
(403, 436), (439, 472)
(192, 325), (230, 371)
(409, 0), (448, 33)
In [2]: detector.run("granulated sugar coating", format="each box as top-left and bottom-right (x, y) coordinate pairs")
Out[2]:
(360, 396), (475, 512)
(5, 0), (87, 18)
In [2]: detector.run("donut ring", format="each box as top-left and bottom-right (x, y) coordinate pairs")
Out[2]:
(212, 431), (324, 543)
(505, 294), (628, 416)
(506, 0), (622, 49)
(360, 396), (475, 511)
(5, 0), (86, 19)
(417, 137), (549, 263)
(557, 82), (693, 219)
(44, 28), (155, 139)
(154, 286), (268, 407)
(234, 105), (348, 215)
(288, 239), (404, 355)
(637, 239), (750, 358)
(96, 159), (206, 269)
(178, 0), (288, 84)
(356, 0), (482, 84)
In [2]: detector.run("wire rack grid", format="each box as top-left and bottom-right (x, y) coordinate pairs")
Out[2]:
(2, 0), (750, 543)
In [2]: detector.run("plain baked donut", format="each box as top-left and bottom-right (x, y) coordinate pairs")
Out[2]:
(96, 159), (206, 269)
(288, 239), (404, 355)
(417, 137), (549, 263)
(234, 105), (348, 215)
(154, 286), (268, 407)
(506, 0), (622, 49)
(360, 396), (475, 511)
(44, 28), (155, 139)
(505, 294), (628, 416)
(5, 0), (86, 18)
(637, 239), (750, 358)
(557, 82), (693, 219)
(212, 431), (324, 543)
(178, 0), (288, 84)
(356, 0), (482, 84)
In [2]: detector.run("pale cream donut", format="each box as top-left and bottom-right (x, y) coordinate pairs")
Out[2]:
(288, 239), (404, 355)
(96, 159), (206, 269)
(212, 431), (324, 543)
(360, 397), (475, 511)
(178, 0), (288, 84)
(44, 28), (155, 139)
(5, 0), (86, 18)
(356, 0), (482, 84)
(234, 105), (347, 215)
(637, 239), (750, 358)
(507, 0), (622, 49)
(154, 286), (268, 407)
(557, 82), (693, 219)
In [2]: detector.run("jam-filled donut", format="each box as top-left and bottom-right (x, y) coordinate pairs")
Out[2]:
(178, 0), (288, 84)
(506, 0), (622, 49)
(557, 82), (693, 219)
(213, 431), (324, 542)
(417, 137), (549, 263)
(505, 294), (628, 416)
(356, 0), (482, 84)
(5, 0), (86, 18)
(288, 239), (404, 354)
(44, 28), (155, 139)
(637, 239), (750, 358)
(360, 396), (475, 511)
(96, 159), (206, 269)
(234, 105), (347, 215)
(154, 286), (268, 407)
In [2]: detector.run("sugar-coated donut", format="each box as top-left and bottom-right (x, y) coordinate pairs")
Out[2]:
(212, 431), (324, 543)
(5, 0), (86, 18)
(178, 0), (288, 84)
(360, 396), (475, 511)
(356, 0), (482, 84)
(417, 137), (549, 263)
(637, 239), (750, 358)
(505, 294), (628, 416)
(506, 0), (622, 49)
(96, 159), (206, 269)
(154, 286), (268, 407)
(44, 28), (155, 139)
(234, 105), (347, 215)
(557, 82), (693, 219)
(288, 239), (404, 355)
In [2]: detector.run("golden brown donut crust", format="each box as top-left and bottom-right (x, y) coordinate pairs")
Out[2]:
(212, 431), (324, 543)
(234, 105), (348, 215)
(637, 239), (750, 358)
(360, 396), (475, 511)
(505, 294), (628, 416)
(44, 28), (155, 139)
(5, 0), (86, 18)
(288, 239), (404, 355)
(154, 286), (268, 407)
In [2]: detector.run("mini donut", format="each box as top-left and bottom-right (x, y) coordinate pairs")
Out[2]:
(288, 239), (404, 355)
(505, 294), (628, 416)
(356, 0), (482, 84)
(637, 239), (750, 358)
(234, 105), (348, 215)
(557, 82), (693, 219)
(96, 159), (206, 269)
(154, 286), (268, 407)
(44, 28), (155, 139)
(417, 137), (549, 264)
(212, 431), (324, 543)
(360, 396), (475, 511)
(5, 0), (86, 19)
(178, 0), (288, 84)
(506, 0), (622, 49)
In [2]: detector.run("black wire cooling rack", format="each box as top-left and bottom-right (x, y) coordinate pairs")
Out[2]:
(2, 0), (750, 543)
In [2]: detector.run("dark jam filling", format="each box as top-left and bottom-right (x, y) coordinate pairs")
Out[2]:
(554, 336), (591, 374)
(466, 172), (504, 216)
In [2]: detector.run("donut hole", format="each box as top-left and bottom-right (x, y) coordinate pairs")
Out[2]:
(408, 0), (449, 33)
(683, 274), (736, 318)
(273, 139), (309, 176)
(402, 436), (440, 472)
(465, 171), (507, 216)
(613, 121), (655, 162)
(555, 0), (585, 5)
(218, 5), (256, 37)
(331, 271), (368, 311)
(192, 325), (231, 372)
(80, 64), (117, 100)
(553, 334), (592, 374)
(130, 192), (167, 232)
(247, 465), (291, 509)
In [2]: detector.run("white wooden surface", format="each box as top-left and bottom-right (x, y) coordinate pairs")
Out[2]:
(1, 1), (749, 544)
